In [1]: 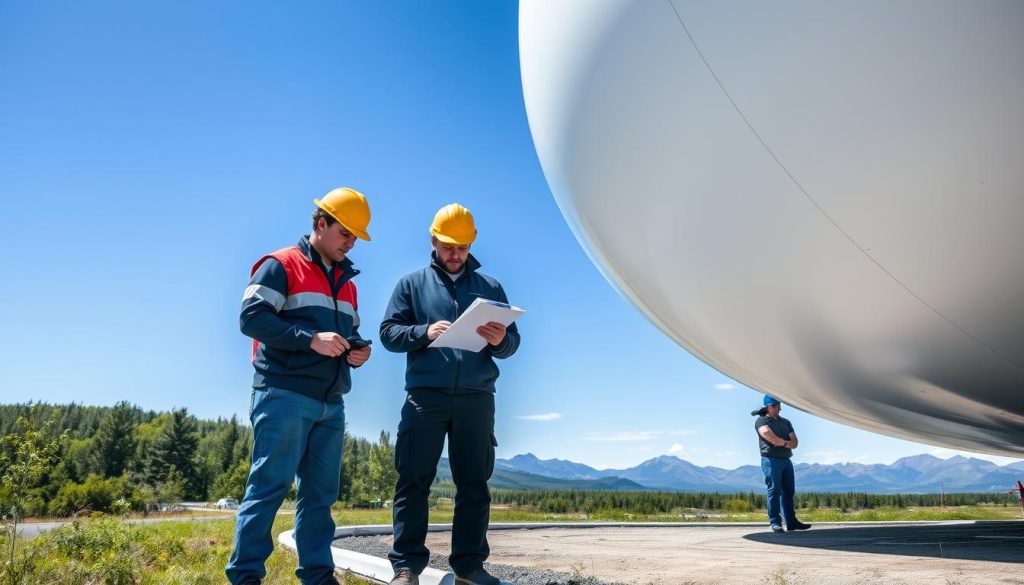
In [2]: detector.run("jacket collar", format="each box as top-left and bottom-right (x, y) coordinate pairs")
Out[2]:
(298, 235), (356, 275)
(430, 251), (480, 277)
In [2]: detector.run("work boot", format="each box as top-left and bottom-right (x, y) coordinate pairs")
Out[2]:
(787, 520), (812, 531)
(455, 567), (500, 585)
(770, 523), (784, 533)
(390, 568), (420, 585)
(239, 578), (261, 585)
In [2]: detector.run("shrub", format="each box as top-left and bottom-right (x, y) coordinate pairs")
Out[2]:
(48, 476), (144, 517)
(46, 517), (143, 584)
(210, 459), (249, 502)
(724, 498), (753, 513)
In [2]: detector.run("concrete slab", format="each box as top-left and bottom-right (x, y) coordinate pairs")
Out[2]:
(468, 522), (1024, 584)
(324, 521), (1024, 585)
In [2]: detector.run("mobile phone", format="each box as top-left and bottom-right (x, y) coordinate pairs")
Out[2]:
(347, 337), (372, 350)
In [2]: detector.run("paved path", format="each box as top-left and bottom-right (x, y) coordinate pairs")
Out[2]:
(16, 514), (232, 539)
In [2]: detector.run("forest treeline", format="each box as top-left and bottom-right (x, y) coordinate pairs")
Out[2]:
(1, 402), (1013, 519)
(446, 486), (1014, 514)
(0, 402), (394, 518)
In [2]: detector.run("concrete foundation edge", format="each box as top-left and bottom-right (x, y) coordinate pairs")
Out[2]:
(278, 520), (976, 584)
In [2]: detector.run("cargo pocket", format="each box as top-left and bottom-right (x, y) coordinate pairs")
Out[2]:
(486, 433), (498, 479)
(394, 428), (410, 473)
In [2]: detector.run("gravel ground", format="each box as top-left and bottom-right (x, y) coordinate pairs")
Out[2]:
(334, 522), (1024, 585)
(334, 534), (625, 585)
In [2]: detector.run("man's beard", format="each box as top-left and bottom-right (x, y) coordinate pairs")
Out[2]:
(444, 258), (465, 273)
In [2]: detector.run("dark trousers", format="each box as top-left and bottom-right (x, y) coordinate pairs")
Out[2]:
(761, 456), (797, 527)
(389, 389), (496, 576)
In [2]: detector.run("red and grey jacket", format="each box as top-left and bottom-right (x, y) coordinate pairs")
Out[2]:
(241, 235), (362, 402)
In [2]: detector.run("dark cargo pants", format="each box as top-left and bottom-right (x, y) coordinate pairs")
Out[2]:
(389, 388), (496, 576)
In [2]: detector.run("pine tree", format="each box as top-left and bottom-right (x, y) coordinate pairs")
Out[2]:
(143, 408), (200, 499)
(219, 415), (241, 473)
(90, 400), (137, 478)
(366, 430), (398, 504)
(339, 432), (372, 503)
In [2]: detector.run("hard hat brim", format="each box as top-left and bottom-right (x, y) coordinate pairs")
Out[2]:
(343, 224), (371, 241)
(314, 198), (372, 241)
(431, 230), (475, 246)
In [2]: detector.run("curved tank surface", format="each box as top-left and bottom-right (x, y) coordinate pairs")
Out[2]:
(519, 0), (1024, 456)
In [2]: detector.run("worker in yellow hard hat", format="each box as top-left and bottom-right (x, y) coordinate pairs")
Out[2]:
(381, 203), (521, 585)
(313, 187), (372, 242)
(228, 187), (373, 585)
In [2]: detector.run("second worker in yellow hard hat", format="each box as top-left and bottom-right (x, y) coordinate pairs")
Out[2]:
(380, 203), (521, 585)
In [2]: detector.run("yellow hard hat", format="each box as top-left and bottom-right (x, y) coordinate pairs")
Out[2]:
(313, 187), (371, 241)
(430, 203), (476, 245)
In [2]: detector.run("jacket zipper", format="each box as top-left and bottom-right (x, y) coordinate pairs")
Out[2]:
(441, 273), (462, 393)
(452, 291), (462, 393)
(322, 263), (344, 399)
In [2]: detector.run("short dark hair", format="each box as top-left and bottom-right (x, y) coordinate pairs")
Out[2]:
(312, 208), (338, 230)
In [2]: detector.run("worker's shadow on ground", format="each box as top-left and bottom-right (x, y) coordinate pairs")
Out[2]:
(743, 521), (1024, 564)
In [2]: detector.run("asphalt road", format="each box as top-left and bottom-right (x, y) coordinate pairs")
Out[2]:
(16, 513), (234, 538)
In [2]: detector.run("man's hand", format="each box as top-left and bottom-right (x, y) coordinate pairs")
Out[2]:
(477, 321), (506, 346)
(311, 332), (350, 357)
(427, 321), (452, 341)
(347, 345), (371, 367)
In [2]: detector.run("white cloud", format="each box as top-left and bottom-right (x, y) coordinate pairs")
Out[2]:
(665, 429), (698, 436)
(668, 443), (686, 455)
(514, 413), (563, 422)
(713, 383), (735, 391)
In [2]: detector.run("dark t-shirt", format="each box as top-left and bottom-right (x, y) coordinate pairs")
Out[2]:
(755, 415), (794, 459)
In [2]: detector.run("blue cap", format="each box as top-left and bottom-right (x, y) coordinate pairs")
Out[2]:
(763, 395), (781, 406)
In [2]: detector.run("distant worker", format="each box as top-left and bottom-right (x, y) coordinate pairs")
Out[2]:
(226, 187), (374, 585)
(381, 203), (521, 585)
(752, 395), (812, 533)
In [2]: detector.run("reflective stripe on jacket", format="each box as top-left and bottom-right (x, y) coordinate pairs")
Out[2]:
(241, 235), (361, 401)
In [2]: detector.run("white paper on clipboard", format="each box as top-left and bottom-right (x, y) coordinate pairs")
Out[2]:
(428, 297), (525, 352)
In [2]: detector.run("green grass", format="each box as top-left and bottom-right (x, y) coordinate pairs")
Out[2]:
(1, 514), (373, 585)
(334, 502), (1020, 525)
(2, 503), (1017, 584)
(799, 505), (1020, 522)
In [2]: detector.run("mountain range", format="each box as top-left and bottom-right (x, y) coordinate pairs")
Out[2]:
(437, 453), (1024, 493)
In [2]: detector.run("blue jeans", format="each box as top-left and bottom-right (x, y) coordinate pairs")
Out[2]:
(761, 456), (797, 527)
(226, 387), (346, 585)
(389, 389), (496, 576)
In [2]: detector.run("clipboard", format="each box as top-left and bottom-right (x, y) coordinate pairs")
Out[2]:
(428, 297), (525, 352)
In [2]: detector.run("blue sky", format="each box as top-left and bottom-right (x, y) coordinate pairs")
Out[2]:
(1, 1), (1018, 471)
